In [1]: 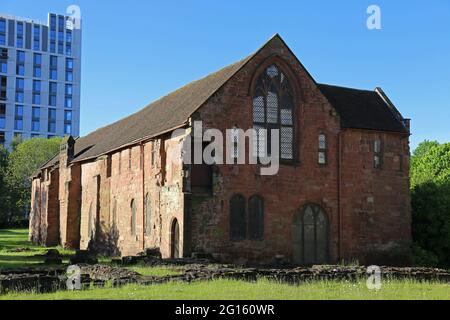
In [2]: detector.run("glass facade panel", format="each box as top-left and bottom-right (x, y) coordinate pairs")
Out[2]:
(33, 25), (40, 50)
(0, 14), (79, 147)
(16, 51), (25, 76)
(0, 19), (5, 46)
(0, 48), (7, 74)
(48, 108), (56, 133)
(66, 71), (73, 82)
(16, 22), (24, 48)
(64, 110), (72, 122)
(65, 84), (73, 95)
(0, 104), (5, 129)
(15, 105), (23, 130)
(64, 123), (71, 135)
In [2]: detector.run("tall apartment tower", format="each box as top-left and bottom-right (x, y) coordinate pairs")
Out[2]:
(0, 12), (81, 148)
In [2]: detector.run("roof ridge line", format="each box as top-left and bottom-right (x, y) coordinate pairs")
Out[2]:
(318, 83), (374, 93)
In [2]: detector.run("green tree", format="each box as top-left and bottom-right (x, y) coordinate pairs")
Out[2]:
(411, 141), (450, 267)
(411, 142), (450, 188)
(412, 140), (440, 159)
(6, 137), (61, 223)
(0, 145), (10, 226)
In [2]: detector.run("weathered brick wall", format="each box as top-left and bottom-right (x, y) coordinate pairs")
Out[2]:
(188, 37), (342, 265)
(72, 131), (188, 258)
(29, 168), (60, 247)
(59, 148), (81, 249)
(108, 146), (146, 256)
(340, 129), (411, 264)
(186, 36), (411, 265)
(79, 156), (111, 251)
(80, 161), (99, 250)
(29, 178), (42, 244)
(142, 141), (162, 252)
(28, 37), (411, 265)
(58, 156), (69, 247)
(158, 132), (187, 258)
(46, 168), (60, 246)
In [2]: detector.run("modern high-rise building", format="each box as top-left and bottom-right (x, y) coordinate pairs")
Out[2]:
(0, 12), (81, 148)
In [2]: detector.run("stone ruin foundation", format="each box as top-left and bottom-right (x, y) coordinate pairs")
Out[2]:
(1, 259), (450, 295)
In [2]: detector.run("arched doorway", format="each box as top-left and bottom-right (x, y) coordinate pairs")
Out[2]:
(292, 204), (329, 265)
(170, 219), (180, 258)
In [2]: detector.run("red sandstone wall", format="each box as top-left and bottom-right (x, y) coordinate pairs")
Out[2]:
(29, 37), (411, 265)
(186, 36), (411, 265)
(188, 37), (342, 265)
(101, 146), (144, 256)
(59, 147), (81, 249)
(79, 156), (110, 252)
(84, 132), (187, 257)
(29, 168), (60, 247)
(29, 178), (42, 243)
(340, 129), (411, 264)
(158, 132), (187, 258)
(80, 161), (100, 249)
(46, 168), (60, 246)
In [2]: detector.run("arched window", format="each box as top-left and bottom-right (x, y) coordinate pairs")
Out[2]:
(145, 193), (152, 235)
(253, 64), (295, 160)
(231, 126), (239, 160)
(293, 204), (329, 264)
(131, 199), (137, 236)
(248, 195), (264, 240)
(230, 194), (246, 241)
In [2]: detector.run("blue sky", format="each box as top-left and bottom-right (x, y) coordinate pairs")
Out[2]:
(2, 0), (449, 149)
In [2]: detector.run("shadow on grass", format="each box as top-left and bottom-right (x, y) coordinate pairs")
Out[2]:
(0, 229), (76, 270)
(0, 254), (45, 270)
(0, 239), (34, 250)
(0, 230), (27, 234)
(0, 229), (35, 250)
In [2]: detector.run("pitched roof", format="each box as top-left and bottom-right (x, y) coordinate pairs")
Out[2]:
(42, 53), (255, 169)
(317, 84), (408, 133)
(40, 35), (408, 171)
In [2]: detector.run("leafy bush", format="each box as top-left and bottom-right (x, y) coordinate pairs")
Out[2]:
(0, 146), (10, 227)
(0, 137), (61, 227)
(411, 141), (450, 267)
(411, 243), (440, 267)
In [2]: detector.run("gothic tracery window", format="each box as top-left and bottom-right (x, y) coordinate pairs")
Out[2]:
(253, 64), (295, 160)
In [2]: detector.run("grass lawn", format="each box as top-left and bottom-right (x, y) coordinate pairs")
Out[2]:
(0, 229), (74, 269)
(1, 229), (449, 300)
(1, 278), (449, 300)
(126, 264), (183, 277)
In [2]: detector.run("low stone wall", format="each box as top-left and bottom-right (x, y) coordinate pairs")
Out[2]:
(1, 263), (450, 295)
(183, 265), (450, 283)
(0, 266), (67, 294)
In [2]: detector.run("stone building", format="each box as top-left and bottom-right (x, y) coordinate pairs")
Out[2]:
(29, 35), (412, 265)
